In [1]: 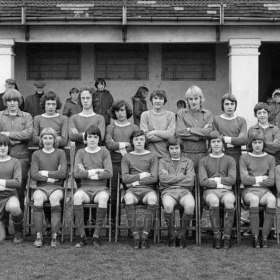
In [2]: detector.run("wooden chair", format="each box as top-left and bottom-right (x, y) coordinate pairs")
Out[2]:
(157, 175), (200, 244)
(115, 173), (159, 243)
(197, 177), (241, 247)
(23, 170), (69, 242)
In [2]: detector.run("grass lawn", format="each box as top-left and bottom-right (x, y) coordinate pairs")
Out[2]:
(0, 235), (279, 280)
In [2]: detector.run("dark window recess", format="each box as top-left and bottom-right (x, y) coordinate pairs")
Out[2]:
(27, 44), (81, 80)
(95, 44), (148, 80)
(162, 44), (216, 80)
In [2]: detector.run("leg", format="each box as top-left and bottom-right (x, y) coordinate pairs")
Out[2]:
(33, 190), (48, 247)
(205, 193), (221, 249)
(162, 195), (176, 242)
(178, 194), (195, 244)
(243, 192), (260, 248)
(5, 196), (23, 244)
(260, 192), (276, 245)
(221, 192), (236, 249)
(49, 190), (64, 246)
(124, 192), (139, 242)
(73, 190), (90, 247)
(92, 191), (109, 244)
(142, 191), (157, 247)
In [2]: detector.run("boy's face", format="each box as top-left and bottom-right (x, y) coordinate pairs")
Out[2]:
(152, 95), (164, 110)
(169, 144), (181, 159)
(42, 134), (55, 150)
(97, 82), (105, 91)
(210, 139), (223, 154)
(187, 96), (200, 111)
(70, 91), (79, 101)
(256, 108), (269, 124)
(86, 134), (99, 149)
(115, 105), (127, 121)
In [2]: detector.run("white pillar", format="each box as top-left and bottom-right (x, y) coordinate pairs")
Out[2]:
(0, 39), (15, 92)
(229, 39), (261, 128)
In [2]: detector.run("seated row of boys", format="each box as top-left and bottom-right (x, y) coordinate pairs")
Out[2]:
(0, 84), (278, 251)
(0, 124), (276, 251)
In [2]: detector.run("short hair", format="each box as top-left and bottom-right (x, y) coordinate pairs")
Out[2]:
(84, 125), (102, 145)
(185, 85), (205, 103)
(176, 100), (186, 108)
(39, 127), (58, 149)
(95, 78), (106, 89)
(69, 87), (79, 95)
(133, 86), (149, 100)
(77, 88), (95, 107)
(253, 102), (270, 117)
(247, 130), (266, 152)
(40, 91), (62, 110)
(2, 89), (24, 107)
(149, 89), (167, 105)
(130, 130), (147, 149)
(221, 93), (237, 111)
(0, 135), (12, 154)
(110, 100), (132, 120)
(272, 88), (280, 98)
(166, 136), (183, 151)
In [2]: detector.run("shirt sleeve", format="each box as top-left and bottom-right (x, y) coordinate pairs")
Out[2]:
(5, 159), (22, 189)
(9, 112), (33, 141)
(59, 116), (69, 148)
(48, 150), (67, 180)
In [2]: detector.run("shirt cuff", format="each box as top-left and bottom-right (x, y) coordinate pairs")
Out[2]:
(47, 178), (55, 183)
(119, 142), (126, 150)
(91, 175), (99, 180)
(41, 171), (48, 177)
(224, 136), (232, 144)
(214, 177), (221, 184)
(255, 176), (263, 184)
(132, 181), (140, 187)
(88, 170), (96, 177)
(139, 173), (145, 180)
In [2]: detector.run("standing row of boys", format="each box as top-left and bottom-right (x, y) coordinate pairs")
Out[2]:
(0, 78), (279, 251)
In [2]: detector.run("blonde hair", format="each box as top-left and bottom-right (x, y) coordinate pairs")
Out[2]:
(39, 127), (58, 149)
(185, 85), (205, 103)
(3, 89), (24, 107)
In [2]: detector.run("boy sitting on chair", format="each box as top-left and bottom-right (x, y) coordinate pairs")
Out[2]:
(199, 131), (236, 249)
(73, 125), (112, 248)
(159, 136), (195, 248)
(0, 135), (23, 243)
(121, 130), (158, 249)
(31, 128), (67, 248)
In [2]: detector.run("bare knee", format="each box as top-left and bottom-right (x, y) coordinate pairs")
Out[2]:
(266, 195), (276, 208)
(223, 194), (235, 209)
(181, 196), (195, 214)
(146, 192), (157, 205)
(96, 192), (109, 208)
(247, 196), (259, 208)
(33, 190), (46, 206)
(49, 191), (63, 207)
(124, 192), (136, 205)
(206, 195), (219, 207)
(74, 191), (85, 205)
(6, 197), (21, 216)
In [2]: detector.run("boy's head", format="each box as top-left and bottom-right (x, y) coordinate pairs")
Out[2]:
(176, 100), (186, 111)
(95, 78), (106, 91)
(84, 125), (102, 145)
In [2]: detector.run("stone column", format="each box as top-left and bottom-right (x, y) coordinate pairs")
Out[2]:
(229, 39), (261, 128)
(0, 39), (15, 92)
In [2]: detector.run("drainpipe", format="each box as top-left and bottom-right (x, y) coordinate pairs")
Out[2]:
(21, 3), (30, 41)
(122, 5), (127, 42)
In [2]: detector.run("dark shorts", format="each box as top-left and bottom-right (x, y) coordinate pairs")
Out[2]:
(125, 188), (157, 204)
(76, 186), (110, 202)
(203, 189), (234, 202)
(161, 187), (192, 203)
(0, 192), (18, 220)
(242, 187), (272, 201)
(35, 186), (64, 199)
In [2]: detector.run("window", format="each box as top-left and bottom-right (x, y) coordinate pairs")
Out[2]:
(27, 44), (80, 80)
(95, 44), (148, 80)
(162, 44), (215, 80)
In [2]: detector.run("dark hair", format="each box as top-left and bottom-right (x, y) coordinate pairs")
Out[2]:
(40, 91), (62, 110)
(95, 78), (106, 89)
(130, 130), (147, 149)
(84, 125), (102, 145)
(39, 127), (59, 149)
(77, 88), (95, 107)
(133, 86), (149, 101)
(149, 89), (167, 105)
(3, 89), (24, 107)
(253, 102), (270, 117)
(247, 130), (266, 152)
(69, 87), (79, 95)
(176, 100), (186, 108)
(110, 100), (132, 120)
(221, 93), (237, 111)
(0, 135), (12, 154)
(166, 136), (183, 151)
